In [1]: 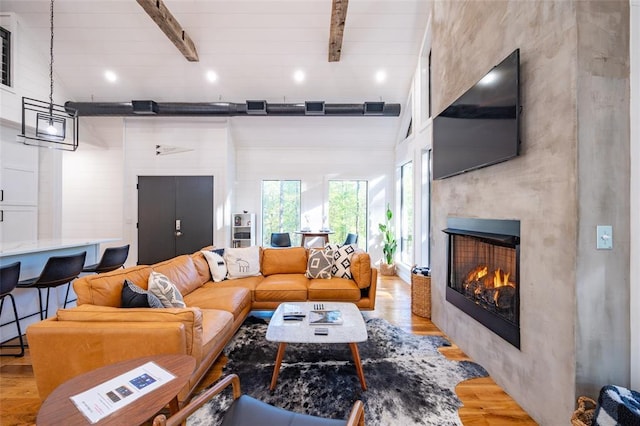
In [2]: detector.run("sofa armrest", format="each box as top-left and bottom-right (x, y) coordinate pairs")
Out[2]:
(55, 304), (203, 362)
(27, 319), (189, 400)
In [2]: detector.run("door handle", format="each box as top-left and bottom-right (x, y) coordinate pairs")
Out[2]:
(175, 219), (182, 237)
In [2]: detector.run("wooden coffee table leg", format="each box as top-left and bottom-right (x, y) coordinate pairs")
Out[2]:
(349, 343), (367, 391)
(270, 342), (287, 391)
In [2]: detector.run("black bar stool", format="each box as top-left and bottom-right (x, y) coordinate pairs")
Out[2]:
(82, 244), (130, 274)
(17, 252), (87, 320)
(0, 261), (25, 357)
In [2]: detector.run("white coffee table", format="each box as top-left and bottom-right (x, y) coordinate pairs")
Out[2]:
(266, 301), (368, 391)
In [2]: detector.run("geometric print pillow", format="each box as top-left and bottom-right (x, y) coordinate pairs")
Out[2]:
(327, 244), (357, 279)
(147, 271), (186, 308)
(305, 248), (335, 279)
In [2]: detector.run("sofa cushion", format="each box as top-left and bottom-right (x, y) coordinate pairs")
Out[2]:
(201, 250), (228, 282)
(148, 272), (187, 308)
(56, 304), (204, 361)
(191, 251), (214, 285)
(350, 251), (372, 289)
(74, 265), (153, 307)
(261, 247), (308, 276)
(305, 248), (334, 279)
(199, 309), (235, 361)
(255, 275), (308, 302)
(183, 287), (251, 319)
(225, 247), (261, 279)
(308, 278), (361, 301)
(152, 255), (204, 296)
(121, 279), (164, 308)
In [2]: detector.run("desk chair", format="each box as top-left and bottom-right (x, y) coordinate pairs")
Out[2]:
(17, 252), (86, 320)
(344, 233), (358, 245)
(270, 233), (292, 248)
(152, 374), (365, 426)
(82, 244), (130, 273)
(0, 262), (25, 357)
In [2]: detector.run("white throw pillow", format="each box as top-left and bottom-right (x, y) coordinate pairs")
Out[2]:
(201, 250), (227, 282)
(148, 271), (186, 308)
(326, 243), (357, 279)
(224, 246), (261, 279)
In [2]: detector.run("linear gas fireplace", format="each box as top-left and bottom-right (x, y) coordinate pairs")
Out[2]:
(443, 217), (520, 348)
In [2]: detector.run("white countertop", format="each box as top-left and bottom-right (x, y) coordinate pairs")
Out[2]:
(0, 238), (117, 257)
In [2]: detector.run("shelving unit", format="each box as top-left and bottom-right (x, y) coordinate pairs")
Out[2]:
(231, 213), (256, 247)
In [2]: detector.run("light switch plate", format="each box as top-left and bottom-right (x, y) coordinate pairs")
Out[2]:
(596, 225), (613, 250)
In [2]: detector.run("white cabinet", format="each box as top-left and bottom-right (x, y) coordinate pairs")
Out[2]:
(231, 213), (255, 248)
(0, 135), (39, 244)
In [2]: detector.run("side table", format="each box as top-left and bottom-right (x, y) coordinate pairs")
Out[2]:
(37, 354), (195, 426)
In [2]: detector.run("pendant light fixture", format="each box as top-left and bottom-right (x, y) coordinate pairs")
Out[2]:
(18, 0), (78, 151)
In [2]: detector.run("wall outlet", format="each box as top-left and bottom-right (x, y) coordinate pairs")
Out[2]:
(596, 225), (613, 250)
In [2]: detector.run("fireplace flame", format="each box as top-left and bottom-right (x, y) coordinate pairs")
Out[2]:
(493, 268), (510, 288)
(465, 265), (488, 283)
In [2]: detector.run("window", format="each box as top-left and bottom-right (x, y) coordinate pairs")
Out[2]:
(1, 26), (10, 87)
(328, 180), (368, 247)
(261, 180), (301, 245)
(421, 150), (431, 266)
(400, 162), (413, 264)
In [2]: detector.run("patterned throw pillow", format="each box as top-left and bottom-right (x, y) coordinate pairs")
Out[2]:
(148, 272), (186, 308)
(327, 243), (357, 279)
(224, 246), (261, 279)
(201, 250), (227, 282)
(306, 248), (335, 279)
(121, 279), (163, 308)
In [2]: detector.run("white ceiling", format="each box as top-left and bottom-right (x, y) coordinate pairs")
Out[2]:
(1, 0), (429, 147)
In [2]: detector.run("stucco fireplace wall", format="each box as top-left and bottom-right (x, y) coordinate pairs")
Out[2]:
(430, 1), (630, 424)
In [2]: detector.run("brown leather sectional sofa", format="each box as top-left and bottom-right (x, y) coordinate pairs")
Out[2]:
(26, 246), (377, 403)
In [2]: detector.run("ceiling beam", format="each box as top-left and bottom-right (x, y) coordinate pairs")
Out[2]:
(328, 0), (349, 62)
(136, 0), (199, 62)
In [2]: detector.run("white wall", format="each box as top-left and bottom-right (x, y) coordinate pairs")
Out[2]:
(630, 0), (639, 390)
(122, 117), (232, 264)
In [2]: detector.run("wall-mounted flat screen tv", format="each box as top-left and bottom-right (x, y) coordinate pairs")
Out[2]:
(432, 49), (520, 180)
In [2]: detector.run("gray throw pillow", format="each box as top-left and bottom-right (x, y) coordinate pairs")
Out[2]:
(306, 248), (334, 279)
(148, 272), (186, 308)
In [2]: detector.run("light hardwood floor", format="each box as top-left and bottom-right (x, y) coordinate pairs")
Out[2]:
(0, 275), (537, 425)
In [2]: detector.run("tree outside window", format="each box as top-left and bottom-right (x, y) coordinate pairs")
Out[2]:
(261, 180), (300, 245)
(401, 162), (413, 264)
(328, 180), (367, 248)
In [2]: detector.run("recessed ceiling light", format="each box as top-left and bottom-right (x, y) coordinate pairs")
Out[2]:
(206, 70), (218, 83)
(104, 70), (117, 83)
(293, 69), (305, 84)
(375, 70), (387, 84)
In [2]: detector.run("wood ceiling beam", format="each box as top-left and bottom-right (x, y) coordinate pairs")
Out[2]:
(136, 0), (199, 62)
(328, 0), (349, 62)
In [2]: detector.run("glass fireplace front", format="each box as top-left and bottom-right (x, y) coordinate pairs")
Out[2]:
(443, 218), (520, 348)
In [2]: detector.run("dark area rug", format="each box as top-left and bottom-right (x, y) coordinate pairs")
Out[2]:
(188, 316), (488, 426)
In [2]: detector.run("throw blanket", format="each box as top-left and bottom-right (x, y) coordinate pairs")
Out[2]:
(593, 385), (640, 426)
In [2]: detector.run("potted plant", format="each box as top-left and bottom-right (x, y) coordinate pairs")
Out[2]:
(378, 203), (397, 276)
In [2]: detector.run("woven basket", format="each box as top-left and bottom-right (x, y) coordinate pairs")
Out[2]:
(571, 396), (597, 426)
(411, 272), (431, 318)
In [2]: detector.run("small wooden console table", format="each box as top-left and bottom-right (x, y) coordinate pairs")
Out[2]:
(295, 231), (334, 248)
(37, 354), (195, 426)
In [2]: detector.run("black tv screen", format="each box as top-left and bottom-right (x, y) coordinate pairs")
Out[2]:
(433, 49), (520, 180)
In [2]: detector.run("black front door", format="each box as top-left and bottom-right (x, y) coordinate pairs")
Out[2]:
(138, 176), (213, 264)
